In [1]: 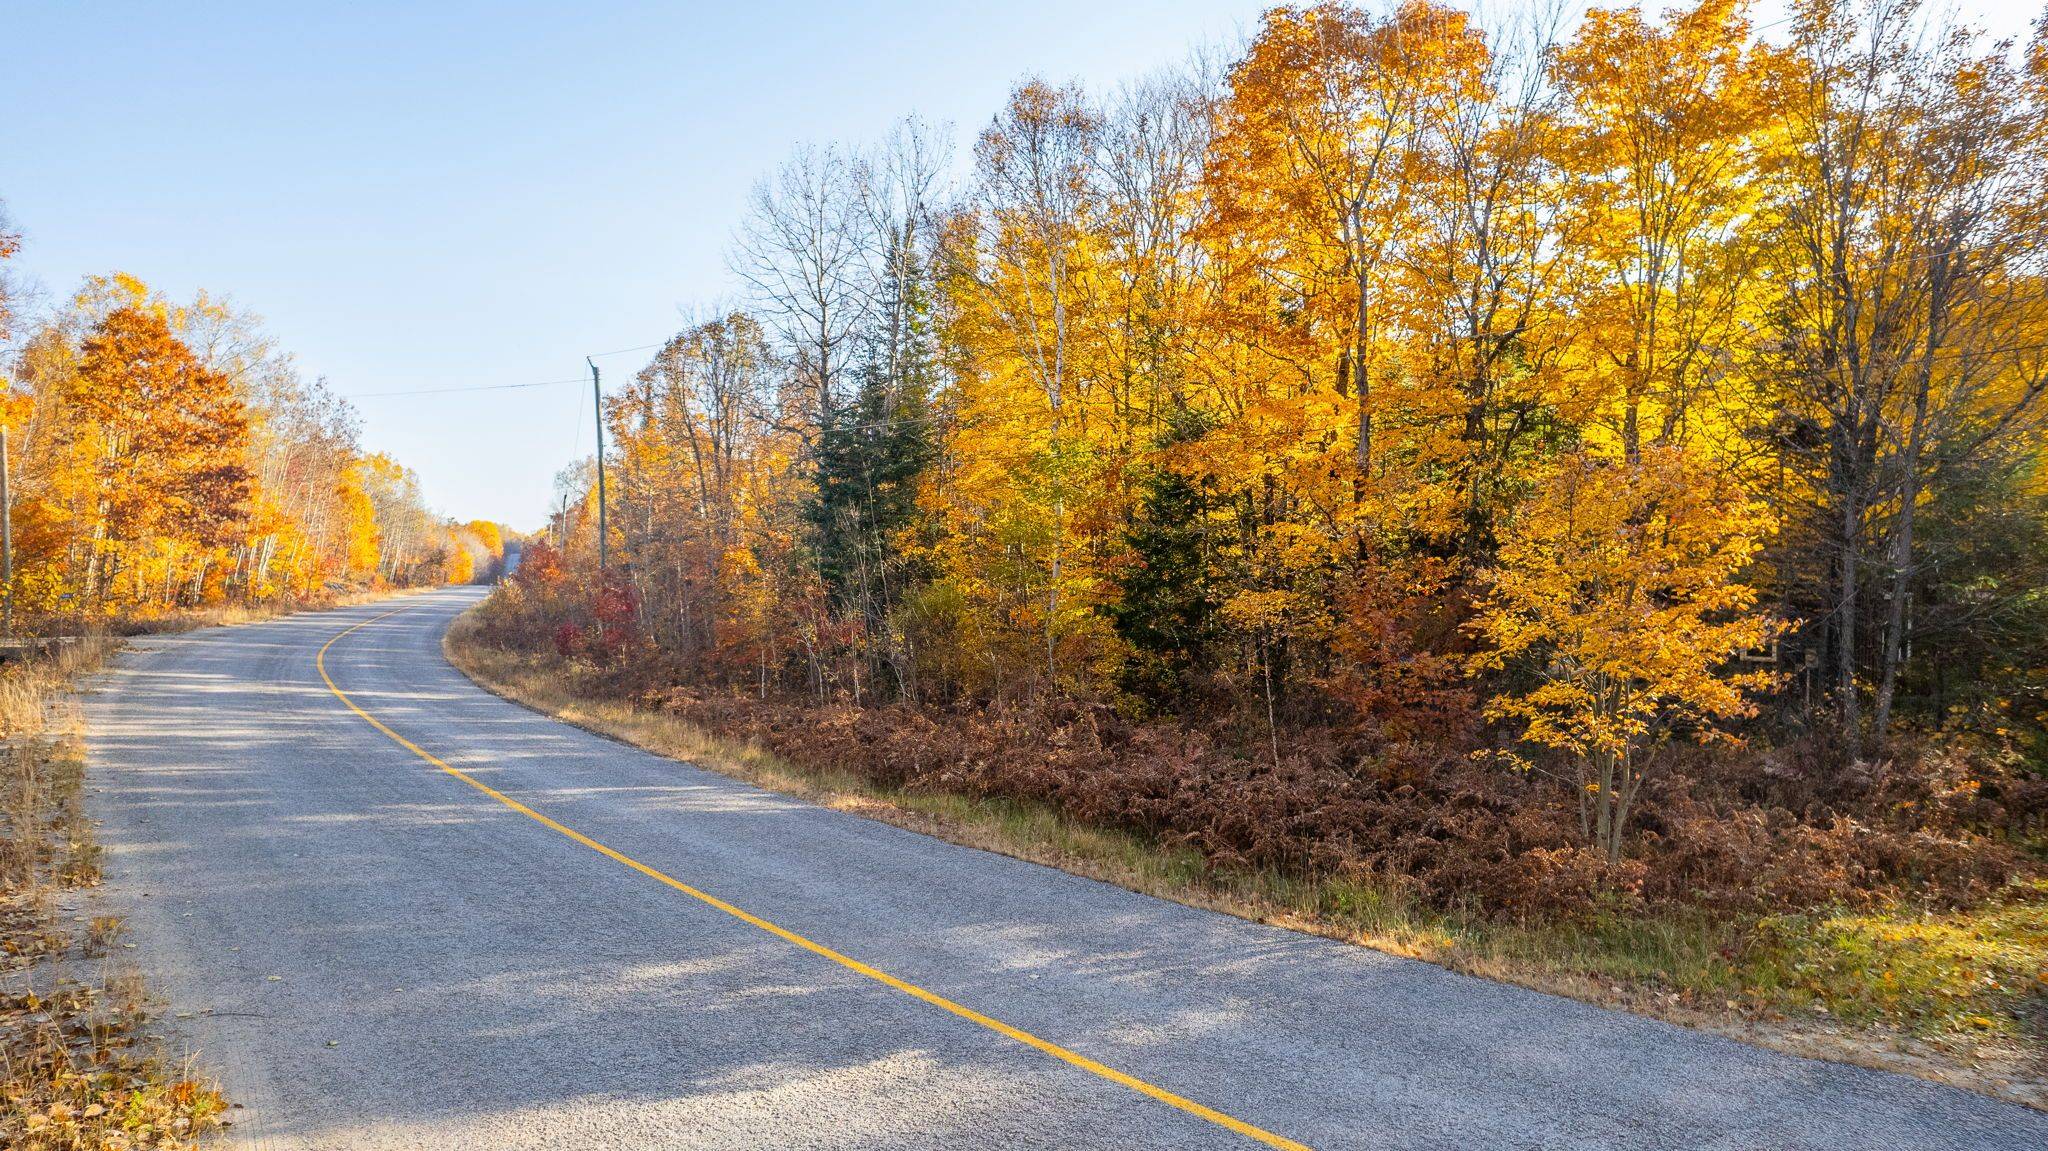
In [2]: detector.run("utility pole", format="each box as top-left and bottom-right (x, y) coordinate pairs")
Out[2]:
(589, 358), (608, 575)
(1, 426), (12, 637)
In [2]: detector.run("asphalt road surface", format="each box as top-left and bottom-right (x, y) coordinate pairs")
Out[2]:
(83, 587), (2047, 1150)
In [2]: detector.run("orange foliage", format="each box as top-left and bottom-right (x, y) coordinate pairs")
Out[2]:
(0, 265), (495, 623)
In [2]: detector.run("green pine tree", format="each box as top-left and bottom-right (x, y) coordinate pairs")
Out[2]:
(806, 225), (939, 696)
(1105, 409), (1218, 706)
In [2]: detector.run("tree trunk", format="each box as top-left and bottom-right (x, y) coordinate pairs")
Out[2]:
(1874, 267), (1948, 740)
(1353, 283), (1372, 476)
(1837, 494), (1862, 763)
(1872, 436), (1923, 742)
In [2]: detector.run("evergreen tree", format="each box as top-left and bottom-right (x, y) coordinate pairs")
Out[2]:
(806, 224), (939, 694)
(1105, 410), (1217, 706)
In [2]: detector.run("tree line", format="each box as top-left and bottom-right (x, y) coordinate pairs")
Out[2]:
(500, 0), (2048, 862)
(0, 259), (499, 626)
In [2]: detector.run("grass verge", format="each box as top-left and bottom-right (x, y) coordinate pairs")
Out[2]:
(445, 616), (2047, 1109)
(0, 637), (228, 1149)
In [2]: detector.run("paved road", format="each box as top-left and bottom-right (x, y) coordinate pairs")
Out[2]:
(84, 588), (2045, 1150)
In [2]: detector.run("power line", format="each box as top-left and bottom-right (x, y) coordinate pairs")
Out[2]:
(351, 376), (587, 399)
(584, 341), (667, 359)
(570, 378), (585, 459)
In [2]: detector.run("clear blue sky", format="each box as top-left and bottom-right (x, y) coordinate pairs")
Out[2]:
(3, 1), (2039, 528)
(1, 1), (1263, 528)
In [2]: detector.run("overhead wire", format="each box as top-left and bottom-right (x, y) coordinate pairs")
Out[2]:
(352, 376), (587, 399)
(346, 323), (2048, 405)
(584, 341), (668, 359)
(571, 374), (586, 460)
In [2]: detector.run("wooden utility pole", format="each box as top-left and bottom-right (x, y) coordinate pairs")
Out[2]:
(2, 426), (13, 637)
(589, 358), (608, 574)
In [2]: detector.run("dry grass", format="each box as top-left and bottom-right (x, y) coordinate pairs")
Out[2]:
(446, 615), (2048, 1109)
(0, 636), (227, 1149)
(0, 639), (115, 897)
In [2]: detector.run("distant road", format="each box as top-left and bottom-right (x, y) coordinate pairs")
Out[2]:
(84, 588), (2045, 1149)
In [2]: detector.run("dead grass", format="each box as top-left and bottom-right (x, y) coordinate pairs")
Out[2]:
(0, 636), (227, 1149)
(446, 614), (2048, 1110)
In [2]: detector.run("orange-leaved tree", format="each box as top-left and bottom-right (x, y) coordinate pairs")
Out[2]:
(74, 306), (251, 608)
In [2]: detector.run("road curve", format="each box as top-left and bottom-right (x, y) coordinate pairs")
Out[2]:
(83, 588), (2044, 1150)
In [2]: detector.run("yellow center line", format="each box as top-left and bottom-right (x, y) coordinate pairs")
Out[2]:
(315, 606), (1313, 1151)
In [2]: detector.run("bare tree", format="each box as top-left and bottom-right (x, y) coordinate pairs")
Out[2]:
(856, 116), (951, 379)
(1089, 62), (1218, 445)
(730, 144), (871, 431)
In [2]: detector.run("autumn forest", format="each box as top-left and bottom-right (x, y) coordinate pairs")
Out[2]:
(0, 268), (503, 621)
(481, 0), (2048, 928)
